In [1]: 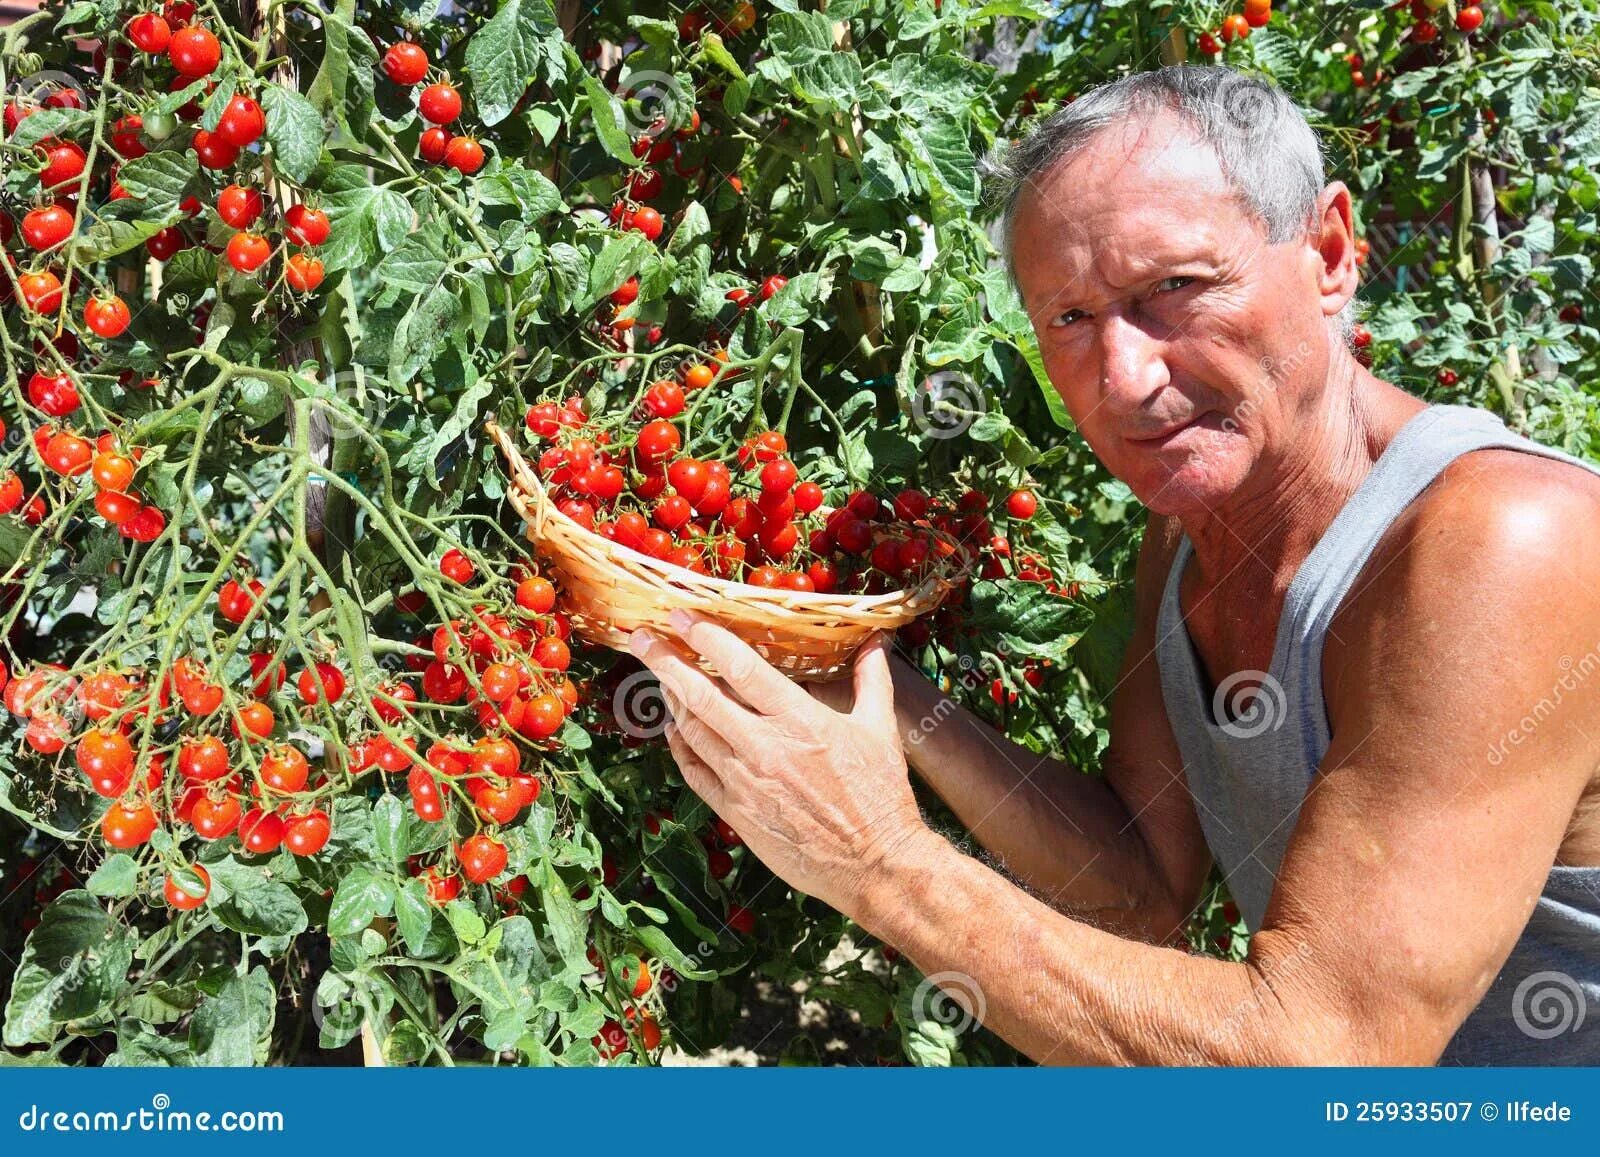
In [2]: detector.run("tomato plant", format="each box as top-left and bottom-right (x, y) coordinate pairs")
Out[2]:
(0, 0), (1593, 1070)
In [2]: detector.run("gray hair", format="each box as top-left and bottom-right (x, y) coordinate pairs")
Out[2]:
(988, 65), (1358, 335)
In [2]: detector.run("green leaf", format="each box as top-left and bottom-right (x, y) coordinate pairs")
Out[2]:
(698, 32), (749, 83)
(328, 868), (395, 937)
(585, 231), (657, 307)
(480, 167), (564, 218)
(464, 0), (563, 126)
(372, 794), (406, 863)
(3, 892), (134, 1047)
(116, 151), (198, 214)
(67, 216), (172, 264)
(316, 164), (414, 273)
(189, 967), (275, 1066)
(967, 579), (1093, 663)
(540, 861), (589, 974)
(207, 858), (309, 938)
(582, 72), (642, 166)
(395, 878), (436, 955)
(8, 108), (91, 149)
(86, 854), (138, 898)
(306, 0), (377, 137)
(262, 85), (325, 184)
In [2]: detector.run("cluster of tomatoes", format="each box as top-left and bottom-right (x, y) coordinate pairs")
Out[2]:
(379, 41), (487, 175)
(524, 391), (967, 594)
(0, 540), (581, 915)
(1195, 0), (1273, 55)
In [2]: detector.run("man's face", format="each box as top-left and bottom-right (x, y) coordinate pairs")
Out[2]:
(1011, 112), (1338, 517)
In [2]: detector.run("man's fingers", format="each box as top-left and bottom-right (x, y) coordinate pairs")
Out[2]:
(851, 632), (897, 728)
(666, 697), (742, 779)
(667, 610), (808, 718)
(665, 722), (727, 813)
(629, 627), (758, 745)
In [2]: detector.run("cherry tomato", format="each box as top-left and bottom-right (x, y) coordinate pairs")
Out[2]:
(102, 800), (159, 848)
(284, 809), (331, 856)
(382, 41), (429, 86)
(39, 141), (87, 189)
(168, 25), (221, 78)
(759, 273), (788, 300)
(457, 833), (507, 883)
(284, 253), (324, 292)
(216, 183), (264, 228)
(683, 363), (715, 391)
(191, 128), (238, 169)
(297, 662), (345, 705)
(1243, 0), (1272, 27)
(635, 419), (680, 465)
(1006, 489), (1038, 520)
(515, 576), (556, 614)
(418, 81), (462, 124)
(164, 864), (211, 910)
(1220, 13), (1251, 41)
(84, 295), (132, 338)
(438, 548), (475, 583)
(127, 12), (173, 53)
(20, 204), (73, 250)
(225, 231), (271, 273)
(418, 127), (452, 163)
(239, 808), (285, 854)
(283, 204), (330, 246)
(1456, 5), (1484, 32)
(443, 135), (485, 174)
(628, 206), (664, 241)
(146, 227), (185, 260)
(216, 576), (262, 622)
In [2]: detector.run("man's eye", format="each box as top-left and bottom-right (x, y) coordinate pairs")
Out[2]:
(1155, 276), (1195, 293)
(1050, 309), (1088, 328)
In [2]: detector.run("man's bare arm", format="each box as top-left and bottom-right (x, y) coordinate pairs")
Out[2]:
(850, 468), (1600, 1064)
(885, 515), (1212, 940)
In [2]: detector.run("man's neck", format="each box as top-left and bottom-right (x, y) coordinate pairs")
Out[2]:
(1180, 369), (1423, 596)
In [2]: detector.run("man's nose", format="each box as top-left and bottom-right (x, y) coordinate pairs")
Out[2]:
(1096, 311), (1170, 416)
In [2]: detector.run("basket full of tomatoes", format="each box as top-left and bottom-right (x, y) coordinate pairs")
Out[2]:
(486, 402), (969, 680)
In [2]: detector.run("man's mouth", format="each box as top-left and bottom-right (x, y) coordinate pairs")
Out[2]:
(1126, 413), (1211, 446)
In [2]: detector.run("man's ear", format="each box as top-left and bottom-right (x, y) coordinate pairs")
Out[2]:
(1310, 182), (1360, 319)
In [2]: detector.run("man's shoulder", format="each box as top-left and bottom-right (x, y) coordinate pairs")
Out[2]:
(1344, 444), (1600, 639)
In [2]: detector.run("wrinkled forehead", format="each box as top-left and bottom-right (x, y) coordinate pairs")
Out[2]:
(1007, 113), (1266, 305)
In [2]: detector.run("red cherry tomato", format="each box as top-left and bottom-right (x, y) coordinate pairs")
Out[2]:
(84, 295), (132, 339)
(168, 25), (220, 78)
(418, 81), (462, 125)
(382, 41), (430, 86)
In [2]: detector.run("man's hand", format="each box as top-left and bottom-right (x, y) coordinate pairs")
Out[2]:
(628, 610), (929, 916)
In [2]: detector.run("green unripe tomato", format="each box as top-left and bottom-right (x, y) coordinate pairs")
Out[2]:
(142, 111), (178, 141)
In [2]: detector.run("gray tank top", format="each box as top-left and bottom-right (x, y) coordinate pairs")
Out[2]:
(1155, 403), (1600, 1064)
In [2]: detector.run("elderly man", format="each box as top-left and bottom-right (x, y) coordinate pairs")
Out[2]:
(629, 65), (1600, 1065)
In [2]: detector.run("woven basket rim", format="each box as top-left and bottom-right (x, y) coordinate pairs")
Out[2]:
(486, 420), (968, 613)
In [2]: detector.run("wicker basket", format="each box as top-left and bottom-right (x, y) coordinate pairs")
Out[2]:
(487, 421), (966, 681)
